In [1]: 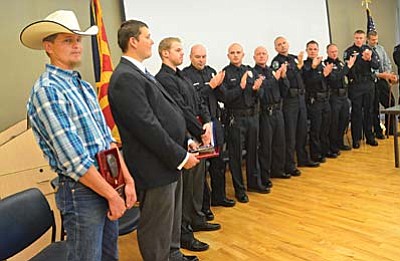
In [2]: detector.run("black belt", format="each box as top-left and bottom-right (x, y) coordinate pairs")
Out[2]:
(288, 88), (305, 97)
(228, 107), (259, 117)
(330, 88), (347, 97)
(350, 75), (374, 83)
(310, 92), (329, 100)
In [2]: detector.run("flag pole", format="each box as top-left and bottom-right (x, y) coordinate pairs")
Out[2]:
(361, 0), (371, 9)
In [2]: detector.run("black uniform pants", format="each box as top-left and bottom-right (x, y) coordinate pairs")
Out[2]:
(307, 98), (331, 159)
(349, 82), (375, 142)
(259, 109), (285, 182)
(226, 113), (260, 196)
(201, 150), (227, 211)
(329, 95), (350, 152)
(373, 79), (395, 135)
(283, 95), (310, 172)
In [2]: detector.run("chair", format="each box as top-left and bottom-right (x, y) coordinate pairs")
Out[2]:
(0, 188), (66, 260)
(50, 177), (140, 238)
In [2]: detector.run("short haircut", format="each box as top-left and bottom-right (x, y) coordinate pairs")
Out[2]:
(42, 33), (59, 57)
(326, 43), (337, 51)
(117, 20), (148, 52)
(42, 33), (58, 43)
(367, 30), (378, 38)
(306, 40), (319, 48)
(354, 29), (365, 35)
(158, 37), (181, 58)
(274, 36), (285, 45)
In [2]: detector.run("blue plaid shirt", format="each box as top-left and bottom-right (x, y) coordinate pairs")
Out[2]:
(27, 64), (115, 181)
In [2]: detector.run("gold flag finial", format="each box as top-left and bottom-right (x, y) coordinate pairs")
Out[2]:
(362, 0), (372, 9)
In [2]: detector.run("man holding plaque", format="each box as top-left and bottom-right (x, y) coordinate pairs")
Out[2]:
(156, 37), (221, 253)
(21, 10), (136, 260)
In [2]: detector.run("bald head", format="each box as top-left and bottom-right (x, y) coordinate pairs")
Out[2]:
(274, 36), (289, 55)
(190, 44), (207, 70)
(227, 43), (244, 66)
(253, 46), (269, 67)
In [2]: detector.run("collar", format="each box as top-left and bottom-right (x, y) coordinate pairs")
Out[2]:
(46, 64), (80, 79)
(122, 55), (146, 74)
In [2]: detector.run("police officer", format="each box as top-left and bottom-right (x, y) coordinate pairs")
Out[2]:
(303, 40), (334, 162)
(271, 37), (319, 177)
(218, 43), (269, 203)
(253, 46), (289, 187)
(182, 44), (236, 216)
(324, 43), (356, 153)
(344, 30), (379, 148)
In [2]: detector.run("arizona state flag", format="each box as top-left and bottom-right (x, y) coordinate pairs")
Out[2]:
(90, 0), (121, 143)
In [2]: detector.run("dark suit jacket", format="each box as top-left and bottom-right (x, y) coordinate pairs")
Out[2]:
(108, 57), (187, 190)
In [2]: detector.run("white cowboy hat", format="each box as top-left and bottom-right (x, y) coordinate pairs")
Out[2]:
(20, 10), (98, 50)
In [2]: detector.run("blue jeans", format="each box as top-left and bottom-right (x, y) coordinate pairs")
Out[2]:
(56, 178), (119, 261)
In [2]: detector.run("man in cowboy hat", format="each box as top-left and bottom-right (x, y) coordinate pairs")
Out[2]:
(20, 10), (136, 261)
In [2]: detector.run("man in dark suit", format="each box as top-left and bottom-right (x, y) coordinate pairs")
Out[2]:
(108, 20), (199, 261)
(156, 37), (221, 253)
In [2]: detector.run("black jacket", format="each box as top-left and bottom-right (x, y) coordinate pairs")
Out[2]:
(156, 64), (211, 141)
(108, 58), (187, 190)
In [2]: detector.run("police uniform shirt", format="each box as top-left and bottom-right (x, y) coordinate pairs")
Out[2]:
(254, 64), (288, 106)
(343, 44), (380, 82)
(220, 63), (259, 109)
(302, 57), (328, 94)
(271, 54), (305, 90)
(181, 65), (221, 118)
(323, 57), (349, 90)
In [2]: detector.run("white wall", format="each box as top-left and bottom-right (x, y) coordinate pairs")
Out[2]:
(123, 0), (331, 74)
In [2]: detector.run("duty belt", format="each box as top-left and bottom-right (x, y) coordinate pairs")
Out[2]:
(228, 107), (259, 117)
(288, 88), (305, 97)
(349, 75), (374, 84)
(310, 92), (329, 101)
(330, 88), (347, 97)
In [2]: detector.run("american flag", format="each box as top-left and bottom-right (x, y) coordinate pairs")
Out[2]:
(367, 8), (376, 33)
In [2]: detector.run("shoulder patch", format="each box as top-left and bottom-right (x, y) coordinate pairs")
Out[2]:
(272, 61), (280, 70)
